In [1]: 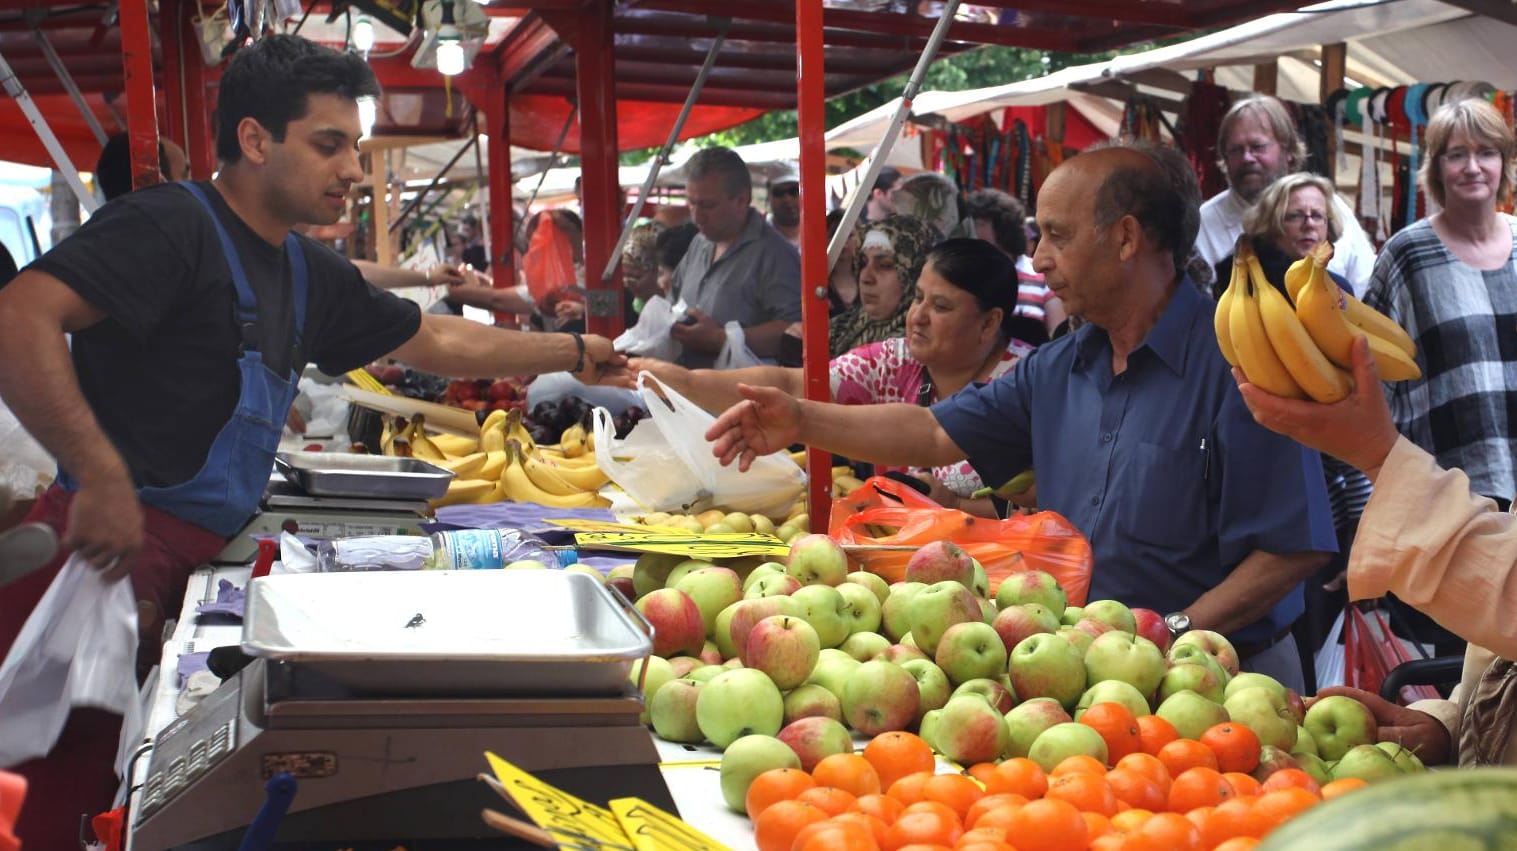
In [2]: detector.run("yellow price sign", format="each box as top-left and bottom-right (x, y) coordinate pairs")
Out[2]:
(484, 752), (636, 850)
(544, 519), (690, 535)
(573, 530), (790, 558)
(609, 798), (729, 851)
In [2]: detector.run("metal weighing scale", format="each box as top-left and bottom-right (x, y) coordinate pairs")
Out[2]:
(131, 570), (672, 850)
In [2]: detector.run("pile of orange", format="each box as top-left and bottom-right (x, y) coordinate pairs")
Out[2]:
(746, 705), (1369, 851)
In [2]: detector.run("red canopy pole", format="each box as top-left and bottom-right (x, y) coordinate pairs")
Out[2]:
(796, 0), (830, 532)
(488, 73), (516, 316)
(157, 0), (185, 146)
(574, 1), (624, 338)
(179, 13), (214, 178)
(119, 0), (161, 191)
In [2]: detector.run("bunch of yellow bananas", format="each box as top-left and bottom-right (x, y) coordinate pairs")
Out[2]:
(786, 450), (867, 498)
(382, 408), (612, 509)
(1217, 240), (1420, 402)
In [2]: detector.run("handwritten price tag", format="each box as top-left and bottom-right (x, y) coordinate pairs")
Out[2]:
(609, 798), (728, 851)
(572, 530), (790, 558)
(484, 752), (636, 850)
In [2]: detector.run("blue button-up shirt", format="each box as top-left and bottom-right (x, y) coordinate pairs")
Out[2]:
(932, 280), (1336, 643)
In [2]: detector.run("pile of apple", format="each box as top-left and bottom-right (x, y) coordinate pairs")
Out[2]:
(621, 536), (1422, 818)
(632, 507), (811, 543)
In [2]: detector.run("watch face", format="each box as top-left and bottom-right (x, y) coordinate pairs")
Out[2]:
(1165, 613), (1191, 634)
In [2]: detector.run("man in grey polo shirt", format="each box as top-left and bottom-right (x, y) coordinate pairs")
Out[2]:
(670, 147), (802, 368)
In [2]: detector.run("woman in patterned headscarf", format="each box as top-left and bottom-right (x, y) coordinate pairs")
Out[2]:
(827, 214), (940, 356)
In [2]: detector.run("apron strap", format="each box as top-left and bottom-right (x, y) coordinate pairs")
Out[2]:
(178, 181), (258, 348)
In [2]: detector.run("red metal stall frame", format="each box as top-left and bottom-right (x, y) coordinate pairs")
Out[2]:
(119, 0), (161, 191)
(571, 3), (624, 339)
(794, 0), (830, 531)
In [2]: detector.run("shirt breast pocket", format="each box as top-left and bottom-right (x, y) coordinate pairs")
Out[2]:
(1119, 441), (1209, 551)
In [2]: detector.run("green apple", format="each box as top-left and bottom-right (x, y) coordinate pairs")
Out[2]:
(909, 581), (982, 656)
(1375, 741), (1426, 774)
(1158, 662), (1227, 705)
(843, 571), (890, 605)
(1251, 744), (1299, 783)
(1291, 725), (1319, 759)
(696, 669), (784, 748)
(875, 644), (929, 665)
(921, 694), (1009, 765)
(1169, 630), (1241, 676)
(633, 552), (684, 598)
(1005, 698), (1073, 759)
(992, 603), (1061, 654)
(1224, 686), (1299, 751)
(745, 572), (802, 599)
(839, 631), (891, 662)
(805, 648), (862, 698)
(649, 678), (705, 743)
(563, 564), (605, 583)
(1075, 680), (1151, 720)
(719, 734), (799, 813)
(1055, 626), (1095, 657)
(1082, 631), (1166, 697)
(1304, 695), (1379, 761)
(904, 541), (976, 588)
(783, 683), (843, 725)
(785, 534), (849, 586)
(836, 581), (884, 636)
(1295, 751), (1332, 785)
(744, 615), (820, 690)
(842, 660), (920, 736)
(686, 665), (727, 683)
(635, 588), (706, 658)
(1155, 689), (1230, 741)
(665, 559), (716, 588)
(668, 656), (702, 678)
(979, 599), (997, 625)
(881, 582), (927, 641)
(674, 567), (744, 635)
(728, 596), (801, 662)
(750, 514), (776, 536)
(1081, 599), (1137, 634)
(970, 559), (989, 599)
(953, 678), (1017, 714)
(1008, 632), (1087, 710)
(1167, 643), (1233, 688)
(712, 602), (745, 660)
(934, 621), (1008, 686)
(791, 584), (851, 648)
(722, 512), (755, 534)
(899, 658), (952, 723)
(1028, 722), (1109, 772)
(777, 716), (853, 772)
(1060, 606), (1085, 627)
(630, 656), (675, 725)
(1331, 744), (1401, 782)
(994, 569), (1067, 613)
(742, 562), (787, 591)
(1223, 672), (1288, 703)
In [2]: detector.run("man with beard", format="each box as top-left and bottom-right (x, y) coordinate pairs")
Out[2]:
(1196, 95), (1377, 294)
(767, 167), (801, 248)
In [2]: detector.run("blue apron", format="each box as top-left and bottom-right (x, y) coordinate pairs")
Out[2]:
(60, 181), (309, 537)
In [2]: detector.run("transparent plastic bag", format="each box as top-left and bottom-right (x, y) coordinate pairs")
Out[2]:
(612, 294), (682, 361)
(713, 321), (763, 369)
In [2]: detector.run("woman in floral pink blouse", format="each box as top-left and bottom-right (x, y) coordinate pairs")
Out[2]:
(631, 238), (1035, 517)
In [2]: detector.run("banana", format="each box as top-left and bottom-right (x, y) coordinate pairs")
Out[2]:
(380, 417), (397, 456)
(429, 478), (500, 508)
(1254, 256), (1352, 403)
(586, 430), (596, 453)
(1293, 243), (1422, 381)
(478, 450), (508, 481)
(972, 468), (1037, 500)
(519, 449), (592, 497)
(1231, 248), (1305, 399)
(1214, 251), (1243, 367)
(431, 433), (479, 457)
(1283, 253), (1313, 302)
(407, 416), (447, 463)
(789, 450), (808, 467)
(560, 422), (589, 458)
(1343, 296), (1418, 359)
(832, 474), (866, 498)
(500, 442), (611, 508)
(505, 408), (536, 453)
(537, 449), (601, 470)
(437, 451), (489, 478)
(535, 454), (612, 490)
(479, 416), (508, 454)
(391, 437), (413, 458)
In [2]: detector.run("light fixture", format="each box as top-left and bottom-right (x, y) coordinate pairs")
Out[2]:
(352, 16), (375, 54)
(434, 0), (464, 76)
(357, 95), (378, 137)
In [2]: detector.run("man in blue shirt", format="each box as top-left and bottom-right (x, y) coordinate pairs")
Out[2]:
(706, 143), (1336, 690)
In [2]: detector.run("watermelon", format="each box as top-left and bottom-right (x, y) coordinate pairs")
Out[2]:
(1258, 767), (1517, 850)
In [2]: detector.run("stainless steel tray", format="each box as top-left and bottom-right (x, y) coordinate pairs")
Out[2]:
(274, 451), (454, 500)
(241, 570), (653, 696)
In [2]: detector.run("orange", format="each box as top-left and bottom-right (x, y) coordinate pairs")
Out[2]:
(1109, 807), (1155, 833)
(1114, 753), (1172, 796)
(1222, 772), (1262, 798)
(1135, 715), (1180, 755)
(1166, 767), (1232, 813)
(1205, 797), (1261, 844)
(895, 846), (953, 851)
(752, 799), (828, 851)
(967, 803), (1026, 836)
(1050, 754), (1107, 777)
(833, 811), (892, 847)
(1249, 787), (1319, 836)
(964, 794), (1026, 830)
(956, 826), (1010, 845)
(1320, 777), (1368, 800)
(888, 772), (936, 806)
(883, 809), (964, 850)
(1080, 703), (1145, 763)
(797, 786), (860, 816)
(1127, 811), (1201, 851)
(1200, 723), (1262, 774)
(1082, 810), (1113, 841)
(1260, 768), (1321, 797)
(967, 762), (999, 787)
(922, 773), (986, 822)
(955, 843), (1016, 851)
(816, 753), (884, 798)
(1184, 805), (1221, 849)
(1045, 771), (1118, 816)
(983, 758), (1049, 799)
(1213, 837), (1261, 851)
(1157, 739), (1219, 778)
(857, 793), (906, 825)
(865, 731), (938, 790)
(1088, 836), (1128, 851)
(1105, 767), (1168, 812)
(746, 767), (818, 819)
(1004, 798), (1088, 851)
(791, 817), (880, 851)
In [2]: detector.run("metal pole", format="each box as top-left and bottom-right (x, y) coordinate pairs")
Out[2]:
(600, 17), (730, 283)
(825, 0), (960, 273)
(796, 0), (829, 530)
(513, 104), (578, 245)
(30, 26), (109, 147)
(388, 130), (477, 234)
(0, 50), (98, 212)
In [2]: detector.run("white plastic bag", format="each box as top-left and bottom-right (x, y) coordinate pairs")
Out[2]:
(714, 321), (763, 369)
(612, 294), (683, 362)
(593, 373), (805, 517)
(0, 555), (140, 771)
(0, 398), (54, 497)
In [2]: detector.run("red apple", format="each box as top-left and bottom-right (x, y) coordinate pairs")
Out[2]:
(635, 588), (706, 658)
(1131, 608), (1172, 653)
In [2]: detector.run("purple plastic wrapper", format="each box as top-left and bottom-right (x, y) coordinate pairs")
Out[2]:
(195, 579), (246, 619)
(177, 651), (211, 685)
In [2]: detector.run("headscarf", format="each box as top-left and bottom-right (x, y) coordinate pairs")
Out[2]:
(892, 173), (963, 238)
(621, 221), (663, 279)
(828, 214), (940, 356)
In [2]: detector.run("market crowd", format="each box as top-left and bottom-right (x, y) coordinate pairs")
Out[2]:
(0, 28), (1515, 846)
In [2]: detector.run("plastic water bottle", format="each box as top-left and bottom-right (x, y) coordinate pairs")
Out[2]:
(316, 535), (433, 572)
(424, 529), (561, 570)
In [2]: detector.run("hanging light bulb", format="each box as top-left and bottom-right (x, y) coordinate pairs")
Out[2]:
(434, 0), (465, 76)
(352, 16), (375, 54)
(357, 95), (378, 137)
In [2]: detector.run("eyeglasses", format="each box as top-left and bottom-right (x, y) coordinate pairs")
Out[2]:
(1283, 210), (1327, 225)
(1223, 140), (1277, 161)
(1441, 148), (1504, 167)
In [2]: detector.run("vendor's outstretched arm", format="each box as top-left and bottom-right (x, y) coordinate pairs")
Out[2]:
(706, 383), (965, 472)
(390, 314), (626, 384)
(0, 270), (142, 576)
(630, 358), (801, 413)
(1183, 550), (1328, 636)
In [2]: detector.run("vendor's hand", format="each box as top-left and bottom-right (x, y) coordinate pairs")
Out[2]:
(1311, 686), (1452, 765)
(626, 357), (685, 392)
(706, 384), (802, 472)
(573, 333), (629, 385)
(1234, 336), (1400, 479)
(427, 263), (468, 287)
(65, 474), (143, 581)
(555, 300), (587, 325)
(669, 308), (726, 353)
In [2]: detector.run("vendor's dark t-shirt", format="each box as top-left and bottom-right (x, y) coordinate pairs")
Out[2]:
(17, 181), (421, 489)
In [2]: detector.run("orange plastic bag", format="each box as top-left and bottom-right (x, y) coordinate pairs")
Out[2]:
(829, 476), (1094, 606)
(521, 212), (578, 306)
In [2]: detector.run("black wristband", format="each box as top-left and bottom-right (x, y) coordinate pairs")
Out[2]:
(569, 332), (586, 373)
